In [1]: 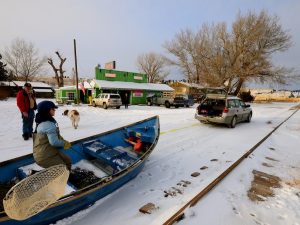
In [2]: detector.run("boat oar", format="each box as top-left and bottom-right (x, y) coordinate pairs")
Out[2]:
(3, 164), (69, 221)
(124, 138), (136, 146)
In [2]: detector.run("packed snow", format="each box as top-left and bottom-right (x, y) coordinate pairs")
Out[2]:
(0, 98), (299, 225)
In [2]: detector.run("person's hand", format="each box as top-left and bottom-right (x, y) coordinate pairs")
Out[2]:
(64, 141), (72, 150)
(22, 112), (28, 118)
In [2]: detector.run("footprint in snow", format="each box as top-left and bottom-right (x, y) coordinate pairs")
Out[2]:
(164, 180), (191, 197)
(262, 162), (273, 167)
(191, 172), (200, 177)
(200, 166), (208, 170)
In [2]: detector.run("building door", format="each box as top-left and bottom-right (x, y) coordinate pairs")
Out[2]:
(119, 91), (131, 105)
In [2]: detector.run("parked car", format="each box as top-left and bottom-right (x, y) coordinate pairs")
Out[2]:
(173, 94), (194, 108)
(92, 93), (122, 109)
(146, 92), (174, 108)
(194, 94), (252, 128)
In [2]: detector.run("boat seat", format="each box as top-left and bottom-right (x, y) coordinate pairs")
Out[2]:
(17, 163), (44, 180)
(82, 139), (137, 171)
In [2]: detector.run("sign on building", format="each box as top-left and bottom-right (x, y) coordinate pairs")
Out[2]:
(105, 73), (116, 78)
(105, 61), (116, 70)
(134, 75), (143, 80)
(133, 90), (143, 97)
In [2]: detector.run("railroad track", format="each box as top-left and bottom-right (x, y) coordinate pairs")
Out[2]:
(163, 107), (299, 225)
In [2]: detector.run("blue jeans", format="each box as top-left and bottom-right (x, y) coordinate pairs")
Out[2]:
(22, 109), (35, 135)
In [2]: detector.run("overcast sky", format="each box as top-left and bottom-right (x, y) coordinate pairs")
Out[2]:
(1, 0), (300, 89)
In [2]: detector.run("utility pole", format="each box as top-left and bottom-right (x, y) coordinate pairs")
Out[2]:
(73, 39), (79, 105)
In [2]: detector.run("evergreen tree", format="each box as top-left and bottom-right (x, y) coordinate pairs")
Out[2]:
(0, 54), (8, 81)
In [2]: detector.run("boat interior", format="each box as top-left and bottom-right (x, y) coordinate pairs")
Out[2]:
(0, 122), (158, 211)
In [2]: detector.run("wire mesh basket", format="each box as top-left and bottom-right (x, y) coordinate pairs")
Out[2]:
(3, 164), (69, 220)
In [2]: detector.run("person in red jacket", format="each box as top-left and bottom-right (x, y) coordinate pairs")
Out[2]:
(16, 82), (37, 140)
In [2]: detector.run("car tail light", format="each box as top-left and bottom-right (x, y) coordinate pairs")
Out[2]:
(223, 107), (229, 113)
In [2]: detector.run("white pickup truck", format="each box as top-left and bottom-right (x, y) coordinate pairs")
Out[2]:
(146, 92), (174, 108)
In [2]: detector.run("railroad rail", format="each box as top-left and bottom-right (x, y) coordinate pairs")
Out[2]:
(163, 107), (299, 225)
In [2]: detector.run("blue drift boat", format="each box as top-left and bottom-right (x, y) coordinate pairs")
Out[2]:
(0, 116), (159, 225)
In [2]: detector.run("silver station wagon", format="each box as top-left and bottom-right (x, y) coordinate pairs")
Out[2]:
(195, 94), (252, 128)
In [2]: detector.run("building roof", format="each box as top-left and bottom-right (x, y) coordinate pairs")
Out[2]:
(91, 80), (174, 92)
(0, 81), (54, 93)
(33, 88), (53, 93)
(0, 81), (53, 88)
(55, 84), (90, 90)
(55, 86), (76, 90)
(177, 81), (204, 88)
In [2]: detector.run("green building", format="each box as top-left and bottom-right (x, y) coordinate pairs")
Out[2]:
(55, 67), (174, 105)
(55, 81), (92, 104)
(91, 67), (173, 105)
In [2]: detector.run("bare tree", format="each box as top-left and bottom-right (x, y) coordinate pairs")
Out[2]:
(0, 54), (8, 81)
(48, 51), (66, 87)
(164, 28), (206, 83)
(3, 38), (46, 81)
(164, 11), (293, 95)
(136, 52), (169, 83)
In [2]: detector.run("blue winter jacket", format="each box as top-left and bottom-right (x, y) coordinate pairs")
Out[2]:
(36, 121), (64, 147)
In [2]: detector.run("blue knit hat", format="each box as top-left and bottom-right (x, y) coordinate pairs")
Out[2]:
(37, 101), (58, 112)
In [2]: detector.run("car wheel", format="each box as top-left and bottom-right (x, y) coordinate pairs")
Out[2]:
(185, 104), (189, 108)
(165, 101), (170, 108)
(103, 103), (108, 109)
(92, 101), (96, 107)
(116, 106), (120, 109)
(147, 101), (152, 106)
(229, 116), (237, 128)
(246, 112), (252, 122)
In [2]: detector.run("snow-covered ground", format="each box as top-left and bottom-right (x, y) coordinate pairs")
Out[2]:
(0, 98), (299, 225)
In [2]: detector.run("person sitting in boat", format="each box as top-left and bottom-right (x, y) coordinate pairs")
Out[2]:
(33, 100), (72, 171)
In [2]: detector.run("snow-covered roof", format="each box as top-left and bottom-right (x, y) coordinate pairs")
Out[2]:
(91, 80), (174, 92)
(55, 86), (76, 90)
(33, 88), (53, 93)
(1, 81), (54, 88)
(178, 81), (204, 89)
(55, 84), (91, 90)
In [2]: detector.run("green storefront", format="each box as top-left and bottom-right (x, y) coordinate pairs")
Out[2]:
(91, 67), (173, 105)
(55, 67), (174, 105)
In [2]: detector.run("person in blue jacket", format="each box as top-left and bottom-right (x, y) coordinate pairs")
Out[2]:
(33, 100), (72, 170)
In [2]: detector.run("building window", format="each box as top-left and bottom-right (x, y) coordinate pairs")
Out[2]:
(67, 92), (75, 100)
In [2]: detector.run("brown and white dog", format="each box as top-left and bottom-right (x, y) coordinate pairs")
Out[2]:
(63, 109), (80, 129)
